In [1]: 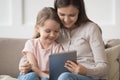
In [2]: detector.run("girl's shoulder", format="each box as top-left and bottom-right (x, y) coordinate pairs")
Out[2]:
(25, 38), (39, 46)
(52, 41), (62, 47)
(52, 41), (64, 53)
(27, 38), (39, 42)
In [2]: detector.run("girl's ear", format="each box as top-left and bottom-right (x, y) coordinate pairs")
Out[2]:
(35, 24), (40, 32)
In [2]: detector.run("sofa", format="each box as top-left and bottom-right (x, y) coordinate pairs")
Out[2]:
(0, 38), (120, 80)
(0, 38), (27, 80)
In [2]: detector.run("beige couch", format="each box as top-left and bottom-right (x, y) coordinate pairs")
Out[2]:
(0, 38), (120, 80)
(0, 38), (27, 79)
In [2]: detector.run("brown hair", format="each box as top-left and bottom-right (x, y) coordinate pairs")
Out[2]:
(54, 0), (91, 26)
(32, 7), (62, 38)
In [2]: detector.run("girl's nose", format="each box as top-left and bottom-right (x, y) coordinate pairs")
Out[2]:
(50, 32), (55, 37)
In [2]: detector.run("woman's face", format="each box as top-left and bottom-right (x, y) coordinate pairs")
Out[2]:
(57, 5), (79, 29)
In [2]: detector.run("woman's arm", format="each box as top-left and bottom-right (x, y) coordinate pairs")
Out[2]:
(19, 56), (32, 74)
(86, 23), (108, 77)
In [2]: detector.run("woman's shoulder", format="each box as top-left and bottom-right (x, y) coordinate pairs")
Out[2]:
(84, 22), (100, 28)
(82, 22), (101, 32)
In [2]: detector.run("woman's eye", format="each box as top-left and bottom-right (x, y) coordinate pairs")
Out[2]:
(69, 14), (76, 17)
(55, 31), (59, 33)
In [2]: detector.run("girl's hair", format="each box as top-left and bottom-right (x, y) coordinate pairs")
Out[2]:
(54, 0), (91, 26)
(33, 7), (62, 38)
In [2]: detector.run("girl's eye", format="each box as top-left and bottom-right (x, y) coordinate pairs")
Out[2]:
(59, 13), (65, 16)
(45, 30), (51, 33)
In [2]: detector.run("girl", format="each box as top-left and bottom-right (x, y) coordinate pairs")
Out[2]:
(18, 7), (63, 80)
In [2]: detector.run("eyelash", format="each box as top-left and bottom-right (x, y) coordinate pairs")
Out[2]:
(45, 30), (50, 33)
(45, 30), (59, 33)
(60, 14), (75, 17)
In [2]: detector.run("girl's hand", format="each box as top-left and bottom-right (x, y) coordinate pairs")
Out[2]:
(40, 71), (49, 78)
(19, 61), (32, 74)
(31, 65), (49, 78)
(64, 60), (88, 75)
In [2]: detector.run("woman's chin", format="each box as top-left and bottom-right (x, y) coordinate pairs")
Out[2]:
(64, 24), (73, 29)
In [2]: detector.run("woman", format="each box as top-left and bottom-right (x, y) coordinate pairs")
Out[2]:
(54, 0), (108, 80)
(19, 0), (108, 80)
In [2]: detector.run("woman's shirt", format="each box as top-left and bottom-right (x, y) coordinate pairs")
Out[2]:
(58, 22), (108, 79)
(22, 38), (63, 72)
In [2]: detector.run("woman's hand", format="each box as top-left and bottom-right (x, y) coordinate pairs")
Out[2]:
(19, 61), (32, 74)
(64, 60), (88, 75)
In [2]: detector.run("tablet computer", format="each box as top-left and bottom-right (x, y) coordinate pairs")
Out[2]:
(49, 50), (77, 80)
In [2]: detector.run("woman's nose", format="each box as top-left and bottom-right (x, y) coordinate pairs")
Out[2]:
(64, 16), (70, 22)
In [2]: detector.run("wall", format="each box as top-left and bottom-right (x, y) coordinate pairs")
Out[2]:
(0, 0), (120, 41)
(84, 0), (120, 41)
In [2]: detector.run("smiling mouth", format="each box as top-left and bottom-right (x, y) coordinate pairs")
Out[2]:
(65, 22), (72, 26)
(48, 38), (54, 41)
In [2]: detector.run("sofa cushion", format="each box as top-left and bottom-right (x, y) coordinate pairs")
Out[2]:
(105, 39), (120, 48)
(105, 44), (120, 80)
(0, 38), (27, 78)
(0, 75), (17, 80)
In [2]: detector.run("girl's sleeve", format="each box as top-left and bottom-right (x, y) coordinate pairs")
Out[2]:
(55, 43), (64, 53)
(22, 40), (34, 55)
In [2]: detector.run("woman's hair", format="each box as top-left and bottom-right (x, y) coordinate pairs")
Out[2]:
(54, 0), (91, 26)
(33, 7), (62, 38)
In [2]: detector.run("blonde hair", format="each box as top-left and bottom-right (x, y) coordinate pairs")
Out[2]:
(32, 7), (62, 38)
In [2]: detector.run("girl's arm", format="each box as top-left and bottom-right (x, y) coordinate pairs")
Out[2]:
(26, 52), (49, 78)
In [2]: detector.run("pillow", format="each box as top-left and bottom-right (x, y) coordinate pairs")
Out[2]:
(0, 75), (17, 80)
(105, 39), (120, 48)
(105, 44), (120, 80)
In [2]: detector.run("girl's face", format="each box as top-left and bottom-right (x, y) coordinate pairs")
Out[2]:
(38, 19), (60, 44)
(57, 5), (79, 29)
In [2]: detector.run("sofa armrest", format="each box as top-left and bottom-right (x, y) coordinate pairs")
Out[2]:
(105, 44), (120, 80)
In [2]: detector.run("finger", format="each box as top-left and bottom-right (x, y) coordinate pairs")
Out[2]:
(20, 68), (30, 74)
(21, 62), (31, 68)
(19, 68), (26, 74)
(19, 64), (31, 73)
(64, 65), (73, 72)
(67, 60), (77, 66)
(65, 62), (73, 68)
(64, 62), (76, 72)
(66, 60), (77, 68)
(24, 61), (30, 66)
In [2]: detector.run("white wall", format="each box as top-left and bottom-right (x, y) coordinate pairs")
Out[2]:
(84, 0), (120, 41)
(0, 0), (120, 40)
